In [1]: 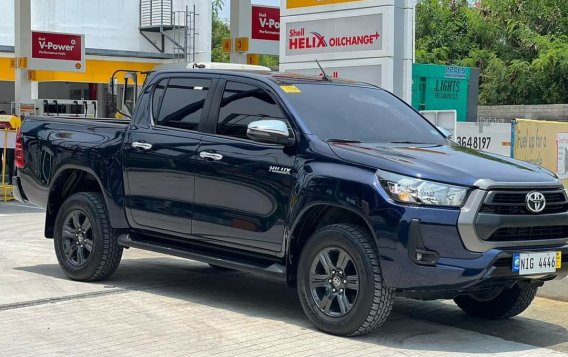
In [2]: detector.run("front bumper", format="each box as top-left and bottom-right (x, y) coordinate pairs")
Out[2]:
(397, 245), (568, 300)
(378, 186), (568, 297)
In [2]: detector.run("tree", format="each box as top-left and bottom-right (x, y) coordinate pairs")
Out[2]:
(415, 0), (568, 105)
(211, 0), (230, 62)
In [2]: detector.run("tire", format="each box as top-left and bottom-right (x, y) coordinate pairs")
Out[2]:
(454, 284), (538, 320)
(54, 192), (123, 281)
(297, 224), (394, 336)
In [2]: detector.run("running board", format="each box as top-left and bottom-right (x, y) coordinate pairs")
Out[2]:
(117, 234), (287, 283)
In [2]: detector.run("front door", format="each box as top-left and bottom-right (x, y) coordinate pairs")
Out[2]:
(192, 80), (296, 252)
(124, 75), (215, 236)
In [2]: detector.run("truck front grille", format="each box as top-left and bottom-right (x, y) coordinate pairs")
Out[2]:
(480, 190), (568, 215)
(488, 226), (568, 242)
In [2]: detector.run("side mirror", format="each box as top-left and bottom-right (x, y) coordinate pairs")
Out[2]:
(247, 120), (295, 145)
(437, 127), (453, 140)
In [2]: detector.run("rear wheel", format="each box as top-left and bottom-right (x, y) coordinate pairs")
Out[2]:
(454, 284), (538, 319)
(54, 192), (123, 281)
(297, 224), (393, 336)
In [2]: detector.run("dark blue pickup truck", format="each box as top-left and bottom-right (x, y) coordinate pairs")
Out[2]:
(13, 66), (568, 336)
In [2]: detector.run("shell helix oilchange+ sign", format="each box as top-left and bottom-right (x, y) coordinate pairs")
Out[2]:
(412, 64), (480, 122)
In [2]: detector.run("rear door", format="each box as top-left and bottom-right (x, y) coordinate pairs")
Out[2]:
(192, 78), (297, 252)
(123, 73), (217, 236)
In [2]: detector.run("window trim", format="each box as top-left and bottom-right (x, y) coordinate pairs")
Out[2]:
(151, 77), (168, 125)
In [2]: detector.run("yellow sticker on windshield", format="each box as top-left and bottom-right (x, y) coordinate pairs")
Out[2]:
(280, 85), (302, 93)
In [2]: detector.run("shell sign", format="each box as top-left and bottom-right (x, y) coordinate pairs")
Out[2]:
(30, 31), (85, 73)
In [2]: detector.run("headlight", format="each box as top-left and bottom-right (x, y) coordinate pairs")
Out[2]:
(376, 170), (468, 207)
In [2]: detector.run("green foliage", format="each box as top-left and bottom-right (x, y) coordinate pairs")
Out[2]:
(259, 55), (279, 69)
(416, 0), (568, 105)
(211, 0), (230, 63)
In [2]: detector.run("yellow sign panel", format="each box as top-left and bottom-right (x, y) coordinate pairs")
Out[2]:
(222, 38), (232, 53)
(513, 118), (568, 187)
(0, 58), (159, 83)
(235, 37), (249, 52)
(18, 57), (27, 69)
(247, 54), (260, 65)
(9, 58), (16, 69)
(557, 251), (562, 269)
(287, 0), (362, 9)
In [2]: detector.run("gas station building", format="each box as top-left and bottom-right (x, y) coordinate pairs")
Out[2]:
(0, 0), (212, 117)
(2, 0), (416, 117)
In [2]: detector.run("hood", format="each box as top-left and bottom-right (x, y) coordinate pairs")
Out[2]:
(328, 142), (559, 187)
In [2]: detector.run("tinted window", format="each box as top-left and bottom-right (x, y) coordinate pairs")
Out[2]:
(152, 79), (166, 120)
(283, 84), (447, 144)
(156, 78), (210, 131)
(216, 81), (286, 139)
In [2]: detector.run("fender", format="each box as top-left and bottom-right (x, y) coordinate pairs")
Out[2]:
(288, 200), (378, 246)
(46, 164), (129, 235)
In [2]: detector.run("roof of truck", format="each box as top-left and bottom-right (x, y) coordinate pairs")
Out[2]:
(151, 64), (373, 87)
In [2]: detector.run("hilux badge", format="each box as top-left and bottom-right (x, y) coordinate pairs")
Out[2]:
(526, 191), (546, 213)
(269, 166), (291, 175)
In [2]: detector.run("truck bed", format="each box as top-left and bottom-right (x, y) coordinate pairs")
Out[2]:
(16, 116), (130, 228)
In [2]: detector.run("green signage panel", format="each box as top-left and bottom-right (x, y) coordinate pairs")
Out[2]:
(412, 64), (472, 122)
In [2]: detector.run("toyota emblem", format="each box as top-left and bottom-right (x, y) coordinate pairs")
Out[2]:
(526, 191), (546, 213)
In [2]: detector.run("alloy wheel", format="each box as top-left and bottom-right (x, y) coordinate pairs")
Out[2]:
(309, 247), (360, 317)
(61, 209), (94, 266)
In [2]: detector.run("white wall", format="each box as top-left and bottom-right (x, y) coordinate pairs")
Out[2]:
(0, 0), (211, 61)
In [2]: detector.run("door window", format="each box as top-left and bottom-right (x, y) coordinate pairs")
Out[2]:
(154, 78), (211, 131)
(216, 81), (287, 139)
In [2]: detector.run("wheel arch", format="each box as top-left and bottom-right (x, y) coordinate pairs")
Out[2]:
(286, 202), (378, 287)
(45, 165), (127, 238)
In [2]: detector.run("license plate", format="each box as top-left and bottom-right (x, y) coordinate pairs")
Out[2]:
(512, 251), (561, 275)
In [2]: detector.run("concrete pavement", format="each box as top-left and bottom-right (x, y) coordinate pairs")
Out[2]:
(1, 202), (568, 356)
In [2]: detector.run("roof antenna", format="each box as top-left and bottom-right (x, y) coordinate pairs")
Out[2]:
(315, 60), (332, 82)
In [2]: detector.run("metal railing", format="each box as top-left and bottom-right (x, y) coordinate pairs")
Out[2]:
(139, 0), (198, 62)
(172, 6), (198, 62)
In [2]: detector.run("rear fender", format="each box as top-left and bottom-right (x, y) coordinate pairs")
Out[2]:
(45, 165), (128, 237)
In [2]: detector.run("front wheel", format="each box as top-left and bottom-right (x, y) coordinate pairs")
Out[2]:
(297, 224), (393, 336)
(54, 192), (123, 281)
(454, 284), (538, 320)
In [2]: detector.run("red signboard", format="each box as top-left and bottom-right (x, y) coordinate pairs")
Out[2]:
(251, 6), (280, 41)
(32, 31), (83, 61)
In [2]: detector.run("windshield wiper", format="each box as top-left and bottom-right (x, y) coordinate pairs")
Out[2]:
(326, 138), (362, 143)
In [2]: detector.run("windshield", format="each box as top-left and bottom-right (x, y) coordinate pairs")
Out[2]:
(283, 83), (447, 145)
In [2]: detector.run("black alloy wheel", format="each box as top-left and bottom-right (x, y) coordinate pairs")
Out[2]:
(309, 247), (359, 317)
(61, 210), (94, 266)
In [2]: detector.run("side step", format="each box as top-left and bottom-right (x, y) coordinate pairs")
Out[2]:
(117, 234), (287, 283)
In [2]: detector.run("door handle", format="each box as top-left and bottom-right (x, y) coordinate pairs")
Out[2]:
(131, 141), (153, 151)
(199, 151), (223, 161)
